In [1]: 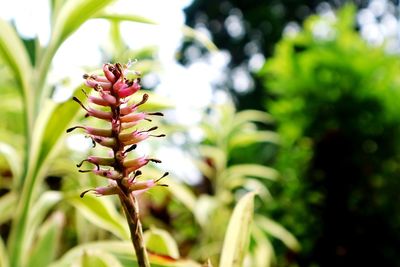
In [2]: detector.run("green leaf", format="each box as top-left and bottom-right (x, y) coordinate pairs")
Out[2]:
(251, 225), (275, 267)
(222, 164), (279, 181)
(234, 110), (274, 126)
(50, 0), (116, 52)
(219, 192), (255, 267)
(49, 241), (132, 267)
(0, 191), (17, 224)
(33, 88), (88, 177)
(0, 18), (33, 120)
(182, 25), (218, 52)
(0, 236), (9, 267)
(144, 228), (180, 259)
(50, 241), (201, 267)
(229, 130), (280, 148)
(167, 179), (196, 212)
(256, 215), (300, 252)
(198, 145), (227, 173)
(95, 12), (157, 25)
(25, 191), (63, 253)
(68, 194), (130, 240)
(79, 251), (123, 267)
(0, 143), (22, 184)
(36, 0), (115, 112)
(95, 12), (217, 53)
(26, 212), (64, 267)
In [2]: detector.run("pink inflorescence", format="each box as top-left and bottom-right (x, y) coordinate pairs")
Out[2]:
(67, 62), (168, 198)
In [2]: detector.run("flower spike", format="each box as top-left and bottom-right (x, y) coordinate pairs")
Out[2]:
(67, 62), (167, 267)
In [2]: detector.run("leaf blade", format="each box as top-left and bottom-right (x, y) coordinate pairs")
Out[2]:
(219, 192), (255, 267)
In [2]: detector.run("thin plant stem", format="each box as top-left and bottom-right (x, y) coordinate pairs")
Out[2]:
(118, 192), (150, 267)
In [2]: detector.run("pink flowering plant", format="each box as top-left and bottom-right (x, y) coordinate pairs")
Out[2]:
(67, 62), (167, 267)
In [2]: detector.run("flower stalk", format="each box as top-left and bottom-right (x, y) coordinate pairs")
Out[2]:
(67, 62), (167, 267)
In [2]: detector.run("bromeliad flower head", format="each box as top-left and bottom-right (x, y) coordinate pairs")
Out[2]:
(67, 62), (167, 197)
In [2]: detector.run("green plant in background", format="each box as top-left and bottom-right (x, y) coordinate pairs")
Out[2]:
(261, 5), (400, 266)
(158, 99), (299, 266)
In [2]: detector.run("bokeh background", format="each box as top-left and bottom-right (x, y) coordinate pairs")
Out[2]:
(0, 0), (399, 266)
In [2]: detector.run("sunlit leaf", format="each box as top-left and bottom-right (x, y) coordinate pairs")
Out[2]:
(33, 88), (88, 177)
(26, 212), (64, 267)
(95, 12), (157, 24)
(198, 145), (226, 173)
(229, 131), (280, 148)
(79, 250), (123, 267)
(0, 143), (21, 184)
(50, 0), (116, 51)
(251, 225), (275, 267)
(182, 25), (218, 52)
(22, 191), (63, 263)
(0, 191), (17, 224)
(219, 192), (255, 267)
(68, 194), (130, 240)
(0, 236), (9, 267)
(222, 164), (279, 181)
(0, 18), (33, 119)
(50, 241), (201, 267)
(193, 195), (217, 227)
(256, 215), (301, 252)
(144, 228), (180, 259)
(36, 0), (115, 109)
(167, 179), (197, 212)
(234, 110), (275, 126)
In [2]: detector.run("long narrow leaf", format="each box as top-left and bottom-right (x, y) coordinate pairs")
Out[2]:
(26, 212), (64, 267)
(36, 0), (115, 113)
(95, 12), (157, 24)
(0, 191), (17, 224)
(256, 215), (301, 252)
(0, 143), (22, 183)
(68, 194), (130, 240)
(219, 192), (255, 267)
(229, 130), (280, 148)
(144, 228), (180, 259)
(182, 25), (218, 52)
(222, 164), (279, 181)
(0, 236), (9, 267)
(25, 191), (63, 255)
(50, 241), (201, 267)
(0, 18), (33, 127)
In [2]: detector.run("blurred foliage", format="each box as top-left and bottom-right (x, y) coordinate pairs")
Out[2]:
(148, 99), (299, 267)
(261, 5), (400, 267)
(181, 0), (374, 111)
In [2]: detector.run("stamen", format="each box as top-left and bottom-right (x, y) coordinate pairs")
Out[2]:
(78, 169), (92, 173)
(155, 172), (169, 183)
(148, 112), (164, 116)
(133, 93), (149, 108)
(72, 97), (89, 112)
(80, 189), (94, 198)
(140, 126), (158, 133)
(129, 170), (142, 183)
(150, 134), (166, 138)
(66, 126), (85, 133)
(124, 144), (137, 154)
